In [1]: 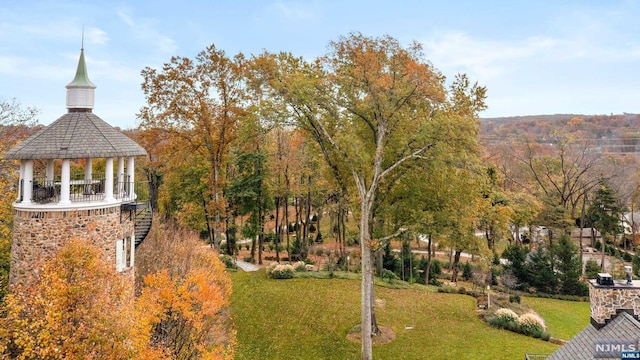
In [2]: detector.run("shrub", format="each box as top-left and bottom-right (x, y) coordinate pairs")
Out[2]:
(495, 308), (518, 321)
(264, 233), (275, 243)
(266, 264), (294, 279)
(487, 309), (550, 341)
(509, 294), (521, 303)
(462, 262), (473, 281)
(219, 254), (237, 269)
(584, 259), (601, 280)
(380, 268), (399, 283)
(518, 312), (546, 332)
(293, 261), (308, 272)
(314, 247), (325, 256)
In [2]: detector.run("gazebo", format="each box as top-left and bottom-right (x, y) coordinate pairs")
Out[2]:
(4, 47), (150, 285)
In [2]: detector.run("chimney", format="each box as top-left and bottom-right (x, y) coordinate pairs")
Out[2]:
(589, 271), (640, 329)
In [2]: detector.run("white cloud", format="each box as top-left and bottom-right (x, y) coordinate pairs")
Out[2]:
(267, 1), (319, 21)
(0, 55), (70, 82)
(116, 7), (178, 54)
(422, 32), (560, 82)
(85, 27), (109, 45)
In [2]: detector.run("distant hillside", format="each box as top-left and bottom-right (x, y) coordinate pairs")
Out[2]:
(479, 113), (640, 150)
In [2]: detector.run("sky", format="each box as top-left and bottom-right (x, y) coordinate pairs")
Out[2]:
(2, 0), (640, 129)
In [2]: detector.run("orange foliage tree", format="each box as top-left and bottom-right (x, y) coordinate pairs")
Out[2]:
(138, 45), (247, 249)
(135, 220), (235, 359)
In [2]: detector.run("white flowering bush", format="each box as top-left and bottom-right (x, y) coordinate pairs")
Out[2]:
(518, 312), (546, 332)
(266, 263), (277, 276)
(266, 263), (294, 279)
(488, 308), (549, 340)
(293, 261), (307, 272)
(494, 308), (518, 322)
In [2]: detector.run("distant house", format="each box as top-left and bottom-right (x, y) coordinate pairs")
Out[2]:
(570, 228), (601, 239)
(622, 212), (640, 236)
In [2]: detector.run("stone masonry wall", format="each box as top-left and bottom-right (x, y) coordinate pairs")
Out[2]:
(589, 280), (640, 327)
(9, 205), (134, 286)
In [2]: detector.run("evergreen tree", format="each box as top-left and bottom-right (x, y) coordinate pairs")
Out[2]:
(553, 234), (587, 295)
(526, 246), (558, 294)
(502, 244), (529, 289)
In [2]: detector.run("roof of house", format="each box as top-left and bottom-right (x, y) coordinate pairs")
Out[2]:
(3, 111), (147, 160)
(547, 311), (640, 360)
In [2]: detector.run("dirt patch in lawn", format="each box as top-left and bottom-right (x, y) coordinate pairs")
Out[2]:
(346, 325), (396, 345)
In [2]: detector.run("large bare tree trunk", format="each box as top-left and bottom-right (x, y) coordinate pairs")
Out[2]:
(360, 196), (374, 360)
(284, 193), (291, 259)
(451, 250), (462, 283)
(213, 163), (222, 250)
(275, 196), (281, 262)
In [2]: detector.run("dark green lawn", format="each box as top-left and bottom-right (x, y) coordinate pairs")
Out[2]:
(231, 271), (560, 359)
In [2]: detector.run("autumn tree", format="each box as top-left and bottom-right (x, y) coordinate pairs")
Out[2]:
(478, 166), (514, 250)
(0, 239), (140, 359)
(139, 44), (247, 248)
(0, 99), (38, 301)
(252, 33), (485, 359)
(135, 220), (236, 359)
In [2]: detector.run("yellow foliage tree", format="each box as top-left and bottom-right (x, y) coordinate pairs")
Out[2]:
(0, 239), (138, 359)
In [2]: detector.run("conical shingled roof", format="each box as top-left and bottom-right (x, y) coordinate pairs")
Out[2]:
(4, 112), (147, 160)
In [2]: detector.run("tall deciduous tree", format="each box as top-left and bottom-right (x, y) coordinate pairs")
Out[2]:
(139, 45), (247, 249)
(253, 33), (485, 359)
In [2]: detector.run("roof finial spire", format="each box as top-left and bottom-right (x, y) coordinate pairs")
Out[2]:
(66, 31), (96, 112)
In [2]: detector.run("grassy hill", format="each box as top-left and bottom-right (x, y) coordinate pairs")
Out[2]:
(231, 271), (563, 359)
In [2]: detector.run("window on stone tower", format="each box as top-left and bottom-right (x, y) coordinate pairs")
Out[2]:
(116, 239), (127, 272)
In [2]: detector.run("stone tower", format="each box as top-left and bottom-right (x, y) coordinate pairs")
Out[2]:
(4, 47), (150, 286)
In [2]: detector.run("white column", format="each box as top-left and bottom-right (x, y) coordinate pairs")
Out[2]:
(104, 157), (114, 201)
(83, 157), (93, 195)
(84, 157), (92, 180)
(17, 160), (25, 201)
(127, 157), (135, 200)
(22, 160), (33, 204)
(46, 159), (55, 184)
(129, 234), (135, 267)
(117, 157), (125, 197)
(60, 159), (71, 204)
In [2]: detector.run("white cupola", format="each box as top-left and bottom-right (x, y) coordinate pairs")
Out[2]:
(65, 48), (96, 111)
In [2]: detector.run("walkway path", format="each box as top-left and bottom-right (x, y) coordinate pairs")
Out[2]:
(235, 260), (261, 272)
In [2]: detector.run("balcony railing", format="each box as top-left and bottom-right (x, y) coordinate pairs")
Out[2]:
(22, 175), (141, 205)
(525, 354), (550, 360)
